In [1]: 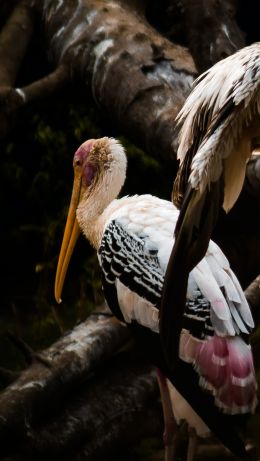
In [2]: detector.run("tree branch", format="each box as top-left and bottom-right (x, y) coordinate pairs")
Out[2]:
(43, 0), (197, 169)
(15, 63), (70, 103)
(0, 305), (131, 454)
(176, 0), (245, 72)
(3, 350), (161, 460)
(0, 0), (36, 86)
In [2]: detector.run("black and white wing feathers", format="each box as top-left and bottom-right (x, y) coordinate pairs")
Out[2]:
(98, 219), (163, 309)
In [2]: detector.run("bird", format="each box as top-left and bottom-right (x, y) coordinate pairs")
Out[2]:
(54, 136), (257, 461)
(160, 41), (260, 371)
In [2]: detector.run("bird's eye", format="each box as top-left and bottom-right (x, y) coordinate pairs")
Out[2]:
(73, 157), (84, 172)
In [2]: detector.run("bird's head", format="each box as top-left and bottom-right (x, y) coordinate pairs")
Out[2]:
(54, 137), (127, 304)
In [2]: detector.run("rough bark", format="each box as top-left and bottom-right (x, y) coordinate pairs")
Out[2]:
(0, 0), (36, 86)
(176, 0), (245, 72)
(41, 0), (197, 168)
(0, 0), (256, 168)
(147, 0), (246, 73)
(1, 349), (162, 460)
(0, 0), (40, 134)
(0, 306), (132, 455)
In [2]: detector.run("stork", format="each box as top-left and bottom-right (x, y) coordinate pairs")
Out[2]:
(160, 42), (260, 370)
(55, 136), (257, 461)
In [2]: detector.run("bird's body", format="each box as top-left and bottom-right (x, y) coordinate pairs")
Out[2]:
(55, 137), (257, 459)
(91, 193), (256, 414)
(160, 42), (260, 372)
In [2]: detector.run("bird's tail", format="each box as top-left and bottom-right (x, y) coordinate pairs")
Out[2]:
(180, 331), (258, 415)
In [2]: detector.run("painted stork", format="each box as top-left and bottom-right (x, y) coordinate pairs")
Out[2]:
(160, 42), (260, 371)
(55, 137), (257, 460)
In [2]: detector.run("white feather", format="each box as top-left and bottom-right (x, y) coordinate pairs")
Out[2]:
(175, 42), (260, 211)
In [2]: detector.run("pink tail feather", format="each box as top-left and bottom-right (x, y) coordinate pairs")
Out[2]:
(180, 332), (257, 414)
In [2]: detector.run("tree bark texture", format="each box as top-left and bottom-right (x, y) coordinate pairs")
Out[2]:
(177, 0), (245, 72)
(42, 0), (196, 168)
(0, 0), (36, 87)
(0, 306), (132, 456)
(1, 350), (161, 460)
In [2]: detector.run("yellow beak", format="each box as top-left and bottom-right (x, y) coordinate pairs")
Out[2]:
(54, 170), (82, 303)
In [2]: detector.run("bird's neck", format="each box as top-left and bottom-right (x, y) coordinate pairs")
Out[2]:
(76, 170), (126, 249)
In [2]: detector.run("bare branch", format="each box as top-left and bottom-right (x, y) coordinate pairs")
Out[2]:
(15, 63), (70, 104)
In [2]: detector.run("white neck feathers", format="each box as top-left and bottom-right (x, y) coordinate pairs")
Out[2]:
(76, 138), (127, 248)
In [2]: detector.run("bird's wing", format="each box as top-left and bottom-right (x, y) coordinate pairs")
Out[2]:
(161, 43), (260, 367)
(99, 217), (255, 344)
(173, 42), (260, 208)
(98, 219), (164, 326)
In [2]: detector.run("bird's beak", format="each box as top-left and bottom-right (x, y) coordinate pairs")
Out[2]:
(54, 170), (82, 303)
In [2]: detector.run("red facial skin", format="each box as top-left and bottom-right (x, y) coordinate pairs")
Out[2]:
(73, 140), (96, 186)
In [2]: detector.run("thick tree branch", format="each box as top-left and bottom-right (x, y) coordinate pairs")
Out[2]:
(176, 0), (245, 72)
(15, 63), (70, 103)
(0, 0), (36, 86)
(2, 350), (161, 460)
(43, 0), (196, 169)
(0, 63), (70, 136)
(0, 306), (131, 454)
